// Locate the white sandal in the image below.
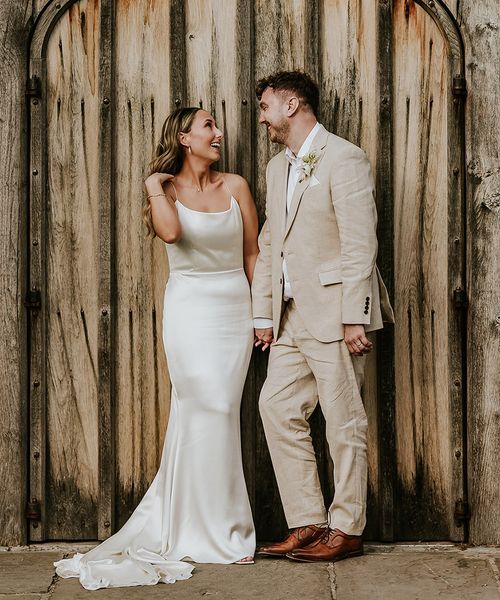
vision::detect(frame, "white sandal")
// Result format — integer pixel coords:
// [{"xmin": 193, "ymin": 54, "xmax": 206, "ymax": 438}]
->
[{"xmin": 234, "ymin": 555, "xmax": 254, "ymax": 565}]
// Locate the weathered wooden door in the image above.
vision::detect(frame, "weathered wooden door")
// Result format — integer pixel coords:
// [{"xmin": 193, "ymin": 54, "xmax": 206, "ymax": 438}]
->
[
  {"xmin": 27, "ymin": 0, "xmax": 467, "ymax": 542},
  {"xmin": 27, "ymin": 0, "xmax": 172, "ymax": 541},
  {"xmin": 391, "ymin": 0, "xmax": 467, "ymax": 540}
]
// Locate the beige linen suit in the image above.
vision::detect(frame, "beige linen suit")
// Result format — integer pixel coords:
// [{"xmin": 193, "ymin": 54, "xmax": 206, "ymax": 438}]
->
[{"xmin": 252, "ymin": 124, "xmax": 393, "ymax": 535}]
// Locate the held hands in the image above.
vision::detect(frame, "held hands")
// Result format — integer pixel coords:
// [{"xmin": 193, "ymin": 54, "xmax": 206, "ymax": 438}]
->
[
  {"xmin": 254, "ymin": 327, "xmax": 274, "ymax": 351},
  {"xmin": 344, "ymin": 324, "xmax": 372, "ymax": 356}
]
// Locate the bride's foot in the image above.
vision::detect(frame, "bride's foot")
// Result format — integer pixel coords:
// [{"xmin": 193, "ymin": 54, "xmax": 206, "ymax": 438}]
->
[{"xmin": 234, "ymin": 555, "xmax": 254, "ymax": 565}]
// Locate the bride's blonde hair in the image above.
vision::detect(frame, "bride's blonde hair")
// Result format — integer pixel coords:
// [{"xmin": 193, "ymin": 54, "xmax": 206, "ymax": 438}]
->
[{"xmin": 143, "ymin": 107, "xmax": 200, "ymax": 237}]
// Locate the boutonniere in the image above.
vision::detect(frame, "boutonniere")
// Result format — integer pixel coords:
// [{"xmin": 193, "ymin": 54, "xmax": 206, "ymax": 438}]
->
[{"xmin": 298, "ymin": 151, "xmax": 319, "ymax": 182}]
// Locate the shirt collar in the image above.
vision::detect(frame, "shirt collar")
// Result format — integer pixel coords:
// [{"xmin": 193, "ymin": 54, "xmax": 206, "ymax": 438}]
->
[{"xmin": 285, "ymin": 122, "xmax": 322, "ymax": 163}]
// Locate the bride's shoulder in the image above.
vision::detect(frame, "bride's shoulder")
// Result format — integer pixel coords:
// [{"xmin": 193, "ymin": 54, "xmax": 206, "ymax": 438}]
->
[{"xmin": 219, "ymin": 172, "xmax": 250, "ymax": 193}]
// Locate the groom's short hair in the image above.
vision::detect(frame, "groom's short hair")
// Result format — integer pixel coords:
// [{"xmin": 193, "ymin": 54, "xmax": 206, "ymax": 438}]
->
[{"xmin": 255, "ymin": 70, "xmax": 319, "ymax": 117}]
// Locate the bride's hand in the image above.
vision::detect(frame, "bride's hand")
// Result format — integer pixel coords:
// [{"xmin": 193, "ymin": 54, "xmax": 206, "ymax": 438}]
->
[{"xmin": 144, "ymin": 172, "xmax": 174, "ymax": 192}]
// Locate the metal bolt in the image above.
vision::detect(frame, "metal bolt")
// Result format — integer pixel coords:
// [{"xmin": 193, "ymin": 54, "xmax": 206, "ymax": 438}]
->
[
  {"xmin": 454, "ymin": 238, "xmax": 460, "ymax": 244},
  {"xmin": 453, "ymin": 167, "xmax": 459, "ymax": 175},
  {"xmin": 33, "ymin": 240, "xmax": 38, "ymax": 246},
  {"xmin": 175, "ymin": 98, "xmax": 181, "ymax": 106},
  {"xmin": 33, "ymin": 380, "xmax": 40, "ymax": 387},
  {"xmin": 32, "ymin": 99, "xmax": 39, "ymax": 105},
  {"xmin": 32, "ymin": 169, "xmax": 38, "ymax": 175},
  {"xmin": 429, "ymin": 0, "xmax": 435, "ymax": 6},
  {"xmin": 102, "ymin": 309, "xmax": 108, "ymax": 316},
  {"xmin": 381, "ymin": 96, "xmax": 389, "ymax": 105},
  {"xmin": 454, "ymin": 379, "xmax": 461, "ymax": 387},
  {"xmin": 455, "ymin": 449, "xmax": 461, "ymax": 458},
  {"xmin": 56, "ymin": 2, "xmax": 61, "ymax": 8},
  {"xmin": 34, "ymin": 451, "xmax": 40, "ymax": 459},
  {"xmin": 242, "ymin": 99, "xmax": 248, "ymax": 105},
  {"xmin": 103, "ymin": 97, "xmax": 110, "ymax": 105},
  {"xmin": 104, "ymin": 521, "xmax": 110, "ymax": 527}
]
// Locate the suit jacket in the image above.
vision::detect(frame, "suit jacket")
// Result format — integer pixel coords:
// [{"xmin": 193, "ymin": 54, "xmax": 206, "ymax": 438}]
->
[{"xmin": 252, "ymin": 124, "xmax": 394, "ymax": 343}]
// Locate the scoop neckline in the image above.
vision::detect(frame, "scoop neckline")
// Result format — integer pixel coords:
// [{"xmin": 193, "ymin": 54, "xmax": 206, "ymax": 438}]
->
[{"xmin": 175, "ymin": 196, "xmax": 235, "ymax": 215}]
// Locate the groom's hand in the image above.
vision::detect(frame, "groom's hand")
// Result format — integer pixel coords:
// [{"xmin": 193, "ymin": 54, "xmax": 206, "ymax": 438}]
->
[
  {"xmin": 344, "ymin": 324, "xmax": 372, "ymax": 356},
  {"xmin": 254, "ymin": 327, "xmax": 274, "ymax": 351}
]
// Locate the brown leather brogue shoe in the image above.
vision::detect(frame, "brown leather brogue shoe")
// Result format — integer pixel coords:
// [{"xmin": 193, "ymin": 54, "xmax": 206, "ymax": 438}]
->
[
  {"xmin": 257, "ymin": 525, "xmax": 325, "ymax": 557},
  {"xmin": 286, "ymin": 528, "xmax": 363, "ymax": 562}
]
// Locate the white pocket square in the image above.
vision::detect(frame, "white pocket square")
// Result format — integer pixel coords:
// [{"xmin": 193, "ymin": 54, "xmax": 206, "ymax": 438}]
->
[{"xmin": 309, "ymin": 175, "xmax": 320, "ymax": 188}]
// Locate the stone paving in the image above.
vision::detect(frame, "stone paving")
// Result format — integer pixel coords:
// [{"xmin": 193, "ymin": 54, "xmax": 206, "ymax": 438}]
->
[{"xmin": 0, "ymin": 543, "xmax": 499, "ymax": 599}]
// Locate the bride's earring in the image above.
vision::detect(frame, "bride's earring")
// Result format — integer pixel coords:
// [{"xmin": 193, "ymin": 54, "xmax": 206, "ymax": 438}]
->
[{"xmin": 188, "ymin": 146, "xmax": 192, "ymax": 154}]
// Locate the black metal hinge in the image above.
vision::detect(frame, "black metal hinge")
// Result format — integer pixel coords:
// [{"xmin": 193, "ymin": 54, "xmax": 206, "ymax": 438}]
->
[
  {"xmin": 26, "ymin": 76, "xmax": 41, "ymax": 98},
  {"xmin": 25, "ymin": 289, "xmax": 42, "ymax": 310},
  {"xmin": 452, "ymin": 75, "xmax": 467, "ymax": 97},
  {"xmin": 454, "ymin": 499, "xmax": 470, "ymax": 526},
  {"xmin": 453, "ymin": 287, "xmax": 468, "ymax": 310},
  {"xmin": 25, "ymin": 499, "xmax": 41, "ymax": 521}
]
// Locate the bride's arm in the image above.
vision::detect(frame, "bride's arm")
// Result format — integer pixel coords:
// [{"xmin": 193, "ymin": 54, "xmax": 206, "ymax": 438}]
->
[
  {"xmin": 144, "ymin": 173, "xmax": 182, "ymax": 244},
  {"xmin": 228, "ymin": 174, "xmax": 259, "ymax": 284}
]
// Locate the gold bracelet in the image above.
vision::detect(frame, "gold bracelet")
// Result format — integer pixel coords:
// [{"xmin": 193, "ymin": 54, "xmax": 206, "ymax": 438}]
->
[{"xmin": 147, "ymin": 193, "xmax": 167, "ymax": 199}]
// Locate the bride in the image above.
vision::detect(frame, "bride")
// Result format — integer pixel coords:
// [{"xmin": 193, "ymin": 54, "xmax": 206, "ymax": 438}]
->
[{"xmin": 55, "ymin": 107, "xmax": 260, "ymax": 590}]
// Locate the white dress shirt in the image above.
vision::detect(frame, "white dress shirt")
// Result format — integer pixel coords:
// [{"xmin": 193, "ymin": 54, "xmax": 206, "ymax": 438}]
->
[{"xmin": 254, "ymin": 122, "xmax": 321, "ymax": 330}]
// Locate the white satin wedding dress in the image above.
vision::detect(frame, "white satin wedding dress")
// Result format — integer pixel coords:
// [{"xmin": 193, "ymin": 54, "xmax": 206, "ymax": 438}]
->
[{"xmin": 55, "ymin": 186, "xmax": 256, "ymax": 590}]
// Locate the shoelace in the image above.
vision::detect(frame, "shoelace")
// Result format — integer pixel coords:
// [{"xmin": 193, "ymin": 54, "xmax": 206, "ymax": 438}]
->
[{"xmin": 319, "ymin": 528, "xmax": 337, "ymax": 546}]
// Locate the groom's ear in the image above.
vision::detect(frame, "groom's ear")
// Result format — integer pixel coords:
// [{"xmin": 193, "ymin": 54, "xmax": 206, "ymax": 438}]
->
[{"xmin": 286, "ymin": 96, "xmax": 300, "ymax": 117}]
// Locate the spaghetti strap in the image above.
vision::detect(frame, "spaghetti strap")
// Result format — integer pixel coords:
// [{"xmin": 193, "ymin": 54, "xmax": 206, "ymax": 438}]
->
[
  {"xmin": 221, "ymin": 177, "xmax": 233, "ymax": 200},
  {"xmin": 169, "ymin": 180, "xmax": 179, "ymax": 201}
]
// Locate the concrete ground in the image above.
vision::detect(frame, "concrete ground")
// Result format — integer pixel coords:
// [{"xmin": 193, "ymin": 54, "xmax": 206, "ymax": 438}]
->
[{"xmin": 1, "ymin": 543, "xmax": 499, "ymax": 600}]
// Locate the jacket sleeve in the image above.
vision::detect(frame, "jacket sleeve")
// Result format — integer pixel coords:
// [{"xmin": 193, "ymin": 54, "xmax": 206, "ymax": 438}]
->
[
  {"xmin": 330, "ymin": 147, "xmax": 378, "ymax": 325},
  {"xmin": 251, "ymin": 166, "xmax": 273, "ymax": 321}
]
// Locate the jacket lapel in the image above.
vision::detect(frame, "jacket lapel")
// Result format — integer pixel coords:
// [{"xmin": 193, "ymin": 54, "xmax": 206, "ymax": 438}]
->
[
  {"xmin": 284, "ymin": 125, "xmax": 329, "ymax": 239},
  {"xmin": 275, "ymin": 152, "xmax": 289, "ymax": 240}
]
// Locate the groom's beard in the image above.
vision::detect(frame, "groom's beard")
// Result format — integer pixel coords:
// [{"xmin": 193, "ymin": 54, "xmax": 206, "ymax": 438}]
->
[{"xmin": 266, "ymin": 118, "xmax": 290, "ymax": 146}]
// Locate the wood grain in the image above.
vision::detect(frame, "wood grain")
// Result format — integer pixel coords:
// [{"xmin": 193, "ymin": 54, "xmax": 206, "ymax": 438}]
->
[
  {"xmin": 393, "ymin": 0, "xmax": 454, "ymax": 539},
  {"xmin": 460, "ymin": 0, "xmax": 500, "ymax": 545},
  {"xmin": 2, "ymin": 0, "xmax": 497, "ymax": 546},
  {"xmin": 320, "ymin": 0, "xmax": 382, "ymax": 540},
  {"xmin": 0, "ymin": 0, "xmax": 32, "ymax": 547},
  {"xmin": 114, "ymin": 0, "xmax": 171, "ymax": 529},
  {"xmin": 44, "ymin": 0, "xmax": 101, "ymax": 539},
  {"xmin": 253, "ymin": 0, "xmax": 315, "ymax": 540}
]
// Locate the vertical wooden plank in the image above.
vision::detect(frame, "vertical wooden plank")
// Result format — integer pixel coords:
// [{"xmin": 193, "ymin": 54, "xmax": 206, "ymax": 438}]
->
[
  {"xmin": 114, "ymin": 0, "xmax": 171, "ymax": 528},
  {"xmin": 28, "ymin": 55, "xmax": 47, "ymax": 542},
  {"xmin": 0, "ymin": 0, "xmax": 32, "ymax": 546},
  {"xmin": 184, "ymin": 0, "xmax": 253, "ymax": 175},
  {"xmin": 28, "ymin": 0, "xmax": 80, "ymax": 545},
  {"xmin": 376, "ymin": 0, "xmax": 396, "ymax": 543},
  {"xmin": 320, "ymin": 0, "xmax": 381, "ymax": 540},
  {"xmin": 97, "ymin": 0, "xmax": 115, "ymax": 540},
  {"xmin": 460, "ymin": 0, "xmax": 500, "ymax": 545},
  {"xmin": 234, "ymin": 0, "xmax": 255, "ymax": 509},
  {"xmin": 254, "ymin": 0, "xmax": 313, "ymax": 209},
  {"xmin": 393, "ymin": 1, "xmax": 454, "ymax": 540},
  {"xmin": 170, "ymin": 0, "xmax": 186, "ymax": 108},
  {"xmin": 437, "ymin": 0, "xmax": 468, "ymax": 543},
  {"xmin": 43, "ymin": 0, "xmax": 101, "ymax": 540},
  {"xmin": 182, "ymin": 0, "xmax": 261, "ymax": 523},
  {"xmin": 253, "ymin": 0, "xmax": 320, "ymax": 540}
]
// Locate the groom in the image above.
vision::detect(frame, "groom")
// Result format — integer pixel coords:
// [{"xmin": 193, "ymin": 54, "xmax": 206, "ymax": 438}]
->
[{"xmin": 252, "ymin": 71, "xmax": 393, "ymax": 562}]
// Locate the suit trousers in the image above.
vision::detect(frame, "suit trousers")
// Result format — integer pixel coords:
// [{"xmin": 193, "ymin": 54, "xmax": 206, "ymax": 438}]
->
[{"xmin": 259, "ymin": 300, "xmax": 368, "ymax": 536}]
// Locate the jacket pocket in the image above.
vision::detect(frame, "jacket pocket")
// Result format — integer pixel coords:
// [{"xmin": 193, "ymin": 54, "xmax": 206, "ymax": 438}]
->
[{"xmin": 318, "ymin": 269, "xmax": 342, "ymax": 286}]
